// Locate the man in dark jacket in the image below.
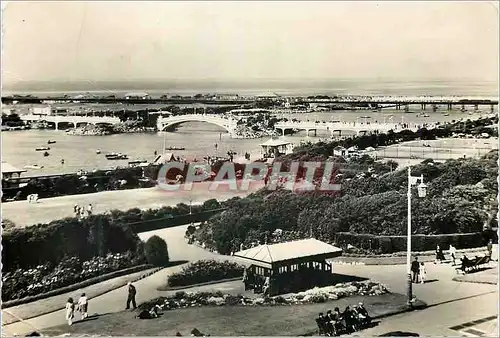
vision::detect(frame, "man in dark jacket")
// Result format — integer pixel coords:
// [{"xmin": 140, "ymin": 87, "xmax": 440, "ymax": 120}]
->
[
  {"xmin": 411, "ymin": 257, "xmax": 420, "ymax": 283},
  {"xmin": 126, "ymin": 282, "xmax": 137, "ymax": 310}
]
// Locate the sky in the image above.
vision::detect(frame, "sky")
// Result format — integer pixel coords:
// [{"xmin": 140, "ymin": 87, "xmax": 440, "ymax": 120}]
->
[{"xmin": 2, "ymin": 1, "xmax": 499, "ymax": 87}]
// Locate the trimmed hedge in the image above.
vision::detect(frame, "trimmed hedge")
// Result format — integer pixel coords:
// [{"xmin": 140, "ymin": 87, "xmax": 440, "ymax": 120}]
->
[
  {"xmin": 167, "ymin": 260, "xmax": 244, "ymax": 287},
  {"xmin": 145, "ymin": 236, "xmax": 170, "ymax": 266},
  {"xmin": 129, "ymin": 208, "xmax": 226, "ymax": 233},
  {"xmin": 2, "ymin": 214, "xmax": 145, "ymax": 272},
  {"xmin": 334, "ymin": 232, "xmax": 485, "ymax": 254}
]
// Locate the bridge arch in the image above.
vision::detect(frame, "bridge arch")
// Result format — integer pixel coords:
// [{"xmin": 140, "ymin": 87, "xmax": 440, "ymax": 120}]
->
[{"xmin": 157, "ymin": 115, "xmax": 236, "ymax": 134}]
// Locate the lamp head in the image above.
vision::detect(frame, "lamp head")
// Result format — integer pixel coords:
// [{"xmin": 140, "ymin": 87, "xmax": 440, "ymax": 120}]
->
[{"xmin": 417, "ymin": 182, "xmax": 427, "ymax": 198}]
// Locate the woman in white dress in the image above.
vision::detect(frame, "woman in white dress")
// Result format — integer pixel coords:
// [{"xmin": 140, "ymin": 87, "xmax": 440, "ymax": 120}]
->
[
  {"xmin": 78, "ymin": 293, "xmax": 88, "ymax": 319},
  {"xmin": 65, "ymin": 298, "xmax": 75, "ymax": 325},
  {"xmin": 420, "ymin": 262, "xmax": 427, "ymax": 284}
]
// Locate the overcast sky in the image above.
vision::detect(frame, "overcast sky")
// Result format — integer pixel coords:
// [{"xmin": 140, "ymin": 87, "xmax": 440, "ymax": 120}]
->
[{"xmin": 2, "ymin": 1, "xmax": 499, "ymax": 85}]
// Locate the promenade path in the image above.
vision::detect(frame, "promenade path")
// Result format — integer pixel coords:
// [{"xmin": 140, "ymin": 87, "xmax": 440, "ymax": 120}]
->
[
  {"xmin": 2, "ymin": 181, "xmax": 265, "ymax": 228},
  {"xmin": 3, "ymin": 223, "xmax": 497, "ymax": 335}
]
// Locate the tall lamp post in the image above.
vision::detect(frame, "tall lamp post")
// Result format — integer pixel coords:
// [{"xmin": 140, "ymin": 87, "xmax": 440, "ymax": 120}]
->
[
  {"xmin": 188, "ymin": 199, "xmax": 193, "ymax": 226},
  {"xmin": 407, "ymin": 166, "xmax": 427, "ymax": 306}
]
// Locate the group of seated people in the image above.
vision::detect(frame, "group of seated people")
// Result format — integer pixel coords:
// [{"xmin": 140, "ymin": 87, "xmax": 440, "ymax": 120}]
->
[
  {"xmin": 316, "ymin": 303, "xmax": 371, "ymax": 336},
  {"xmin": 137, "ymin": 304, "xmax": 162, "ymax": 319},
  {"xmin": 458, "ymin": 254, "xmax": 491, "ymax": 273}
]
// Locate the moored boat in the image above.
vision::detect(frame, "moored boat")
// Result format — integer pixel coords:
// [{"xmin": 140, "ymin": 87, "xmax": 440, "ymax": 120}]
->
[
  {"xmin": 106, "ymin": 152, "xmax": 128, "ymax": 160},
  {"xmin": 47, "ymin": 140, "xmax": 56, "ymax": 144},
  {"xmin": 128, "ymin": 160, "xmax": 150, "ymax": 167},
  {"xmin": 43, "ymin": 151, "xmax": 50, "ymax": 157},
  {"xmin": 35, "ymin": 147, "xmax": 50, "ymax": 151},
  {"xmin": 24, "ymin": 164, "xmax": 44, "ymax": 169},
  {"xmin": 165, "ymin": 146, "xmax": 186, "ymax": 151}
]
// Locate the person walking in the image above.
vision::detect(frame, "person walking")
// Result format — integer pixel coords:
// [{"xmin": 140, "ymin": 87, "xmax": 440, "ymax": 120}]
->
[
  {"xmin": 78, "ymin": 293, "xmax": 88, "ymax": 319},
  {"xmin": 411, "ymin": 257, "xmax": 420, "ymax": 283},
  {"xmin": 419, "ymin": 262, "xmax": 427, "ymax": 284},
  {"xmin": 449, "ymin": 244, "xmax": 457, "ymax": 265},
  {"xmin": 73, "ymin": 204, "xmax": 79, "ymax": 217},
  {"xmin": 126, "ymin": 282, "xmax": 137, "ymax": 310},
  {"xmin": 435, "ymin": 245, "xmax": 445, "ymax": 264},
  {"xmin": 87, "ymin": 203, "xmax": 93, "ymax": 216},
  {"xmin": 487, "ymin": 240, "xmax": 493, "ymax": 257},
  {"xmin": 65, "ymin": 298, "xmax": 75, "ymax": 326}
]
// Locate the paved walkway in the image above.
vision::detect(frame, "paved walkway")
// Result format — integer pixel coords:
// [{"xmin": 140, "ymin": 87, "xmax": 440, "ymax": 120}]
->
[
  {"xmin": 2, "ymin": 181, "xmax": 265, "ymax": 228},
  {"xmin": 1, "ymin": 268, "xmax": 158, "ymax": 325},
  {"xmin": 3, "ymin": 222, "xmax": 498, "ymax": 336}
]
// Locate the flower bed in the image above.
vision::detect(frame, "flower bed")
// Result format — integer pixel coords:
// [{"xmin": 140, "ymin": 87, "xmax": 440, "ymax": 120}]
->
[
  {"xmin": 2, "ymin": 252, "xmax": 138, "ymax": 301},
  {"xmin": 167, "ymin": 260, "xmax": 245, "ymax": 287},
  {"xmin": 140, "ymin": 281, "xmax": 390, "ymax": 311}
]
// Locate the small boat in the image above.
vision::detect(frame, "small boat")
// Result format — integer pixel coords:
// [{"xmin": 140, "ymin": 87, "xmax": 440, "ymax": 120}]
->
[
  {"xmin": 128, "ymin": 160, "xmax": 150, "ymax": 167},
  {"xmin": 165, "ymin": 146, "xmax": 185, "ymax": 151},
  {"xmin": 422, "ymin": 114, "xmax": 430, "ymax": 117},
  {"xmin": 96, "ymin": 149, "xmax": 101, "ymax": 154},
  {"xmin": 47, "ymin": 140, "xmax": 56, "ymax": 144},
  {"xmin": 24, "ymin": 164, "xmax": 44, "ymax": 170},
  {"xmin": 106, "ymin": 152, "xmax": 128, "ymax": 160},
  {"xmin": 43, "ymin": 151, "xmax": 50, "ymax": 157},
  {"xmin": 35, "ymin": 147, "xmax": 50, "ymax": 151},
  {"xmin": 443, "ymin": 113, "xmax": 450, "ymax": 116}
]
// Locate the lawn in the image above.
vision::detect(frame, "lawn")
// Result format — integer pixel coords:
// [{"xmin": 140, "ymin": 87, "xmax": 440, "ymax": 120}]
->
[{"xmin": 42, "ymin": 293, "xmax": 412, "ymax": 336}]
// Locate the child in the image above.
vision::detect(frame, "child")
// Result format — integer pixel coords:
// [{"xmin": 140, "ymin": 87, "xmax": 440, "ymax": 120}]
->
[
  {"xmin": 65, "ymin": 298, "xmax": 75, "ymax": 325},
  {"xmin": 420, "ymin": 262, "xmax": 427, "ymax": 284},
  {"xmin": 78, "ymin": 293, "xmax": 88, "ymax": 319}
]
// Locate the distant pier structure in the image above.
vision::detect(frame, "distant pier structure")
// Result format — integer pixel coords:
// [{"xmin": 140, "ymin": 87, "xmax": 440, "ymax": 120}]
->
[{"xmin": 2, "ymin": 95, "xmax": 498, "ymax": 113}]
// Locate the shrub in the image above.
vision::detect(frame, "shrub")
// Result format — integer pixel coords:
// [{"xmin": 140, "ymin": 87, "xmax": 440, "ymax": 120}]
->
[
  {"xmin": 2, "ymin": 215, "xmax": 145, "ymax": 272},
  {"xmin": 167, "ymin": 260, "xmax": 244, "ymax": 287},
  {"xmin": 144, "ymin": 236, "xmax": 170, "ymax": 266}
]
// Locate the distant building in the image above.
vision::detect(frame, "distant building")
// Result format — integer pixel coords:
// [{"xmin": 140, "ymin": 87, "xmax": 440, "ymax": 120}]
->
[
  {"xmin": 125, "ymin": 92, "xmax": 149, "ymax": 100},
  {"xmin": 333, "ymin": 146, "xmax": 360, "ymax": 159},
  {"xmin": 260, "ymin": 138, "xmax": 294, "ymax": 157},
  {"xmin": 217, "ymin": 94, "xmax": 239, "ymax": 100},
  {"xmin": 333, "ymin": 146, "xmax": 347, "ymax": 157},
  {"xmin": 31, "ymin": 107, "xmax": 52, "ymax": 115}
]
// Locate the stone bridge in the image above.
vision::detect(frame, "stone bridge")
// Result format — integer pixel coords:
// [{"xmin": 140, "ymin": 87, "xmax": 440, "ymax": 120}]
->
[
  {"xmin": 274, "ymin": 121, "xmax": 425, "ymax": 136},
  {"xmin": 20, "ymin": 114, "xmax": 121, "ymax": 130},
  {"xmin": 156, "ymin": 114, "xmax": 238, "ymax": 136}
]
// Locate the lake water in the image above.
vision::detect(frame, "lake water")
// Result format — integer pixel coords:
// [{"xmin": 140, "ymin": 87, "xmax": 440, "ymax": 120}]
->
[{"xmin": 2, "ymin": 108, "xmax": 493, "ymax": 176}]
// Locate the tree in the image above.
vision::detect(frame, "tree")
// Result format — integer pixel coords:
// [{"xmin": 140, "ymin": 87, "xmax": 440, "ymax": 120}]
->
[{"xmin": 144, "ymin": 236, "xmax": 170, "ymax": 266}]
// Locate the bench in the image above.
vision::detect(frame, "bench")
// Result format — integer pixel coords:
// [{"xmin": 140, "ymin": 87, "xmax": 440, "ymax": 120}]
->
[{"xmin": 456, "ymin": 255, "xmax": 491, "ymax": 274}]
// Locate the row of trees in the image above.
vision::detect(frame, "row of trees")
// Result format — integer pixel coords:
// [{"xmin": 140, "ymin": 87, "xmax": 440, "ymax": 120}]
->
[{"xmin": 2, "ymin": 113, "xmax": 25, "ymax": 127}]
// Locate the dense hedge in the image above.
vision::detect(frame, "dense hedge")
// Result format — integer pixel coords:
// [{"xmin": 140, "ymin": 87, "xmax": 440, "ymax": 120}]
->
[
  {"xmin": 2, "ymin": 214, "xmax": 145, "ymax": 272},
  {"xmin": 334, "ymin": 232, "xmax": 485, "ymax": 254},
  {"xmin": 167, "ymin": 260, "xmax": 244, "ymax": 287},
  {"xmin": 2, "ymin": 199, "xmax": 226, "ymax": 272}
]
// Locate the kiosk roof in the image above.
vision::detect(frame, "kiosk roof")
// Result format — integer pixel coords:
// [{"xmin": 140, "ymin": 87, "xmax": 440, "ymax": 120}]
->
[{"xmin": 234, "ymin": 238, "xmax": 342, "ymax": 268}]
